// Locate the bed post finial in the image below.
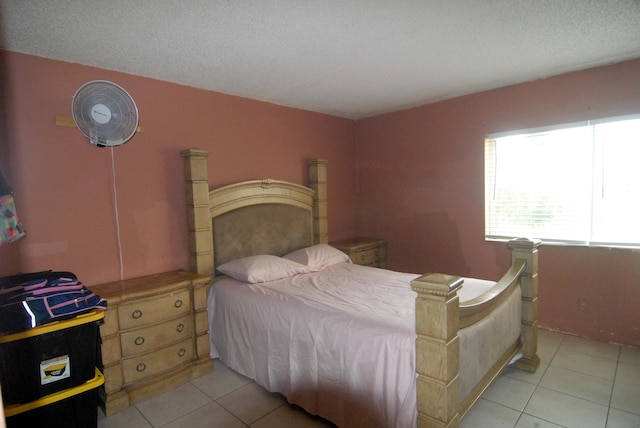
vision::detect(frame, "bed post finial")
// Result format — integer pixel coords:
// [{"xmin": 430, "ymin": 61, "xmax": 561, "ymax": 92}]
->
[
  {"xmin": 508, "ymin": 237, "xmax": 542, "ymax": 373},
  {"xmin": 181, "ymin": 149, "xmax": 214, "ymax": 276},
  {"xmin": 308, "ymin": 158, "xmax": 328, "ymax": 244}
]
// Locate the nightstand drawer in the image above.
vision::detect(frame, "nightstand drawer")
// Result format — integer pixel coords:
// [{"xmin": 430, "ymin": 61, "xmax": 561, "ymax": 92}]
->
[
  {"xmin": 330, "ymin": 237, "xmax": 387, "ymax": 268},
  {"xmin": 120, "ymin": 314, "xmax": 193, "ymax": 357},
  {"xmin": 353, "ymin": 248, "xmax": 379, "ymax": 266},
  {"xmin": 122, "ymin": 338, "xmax": 193, "ymax": 384},
  {"xmin": 118, "ymin": 289, "xmax": 191, "ymax": 330}
]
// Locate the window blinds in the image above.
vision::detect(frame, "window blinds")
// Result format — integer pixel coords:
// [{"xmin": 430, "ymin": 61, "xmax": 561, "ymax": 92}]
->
[{"xmin": 485, "ymin": 115, "xmax": 640, "ymax": 248}]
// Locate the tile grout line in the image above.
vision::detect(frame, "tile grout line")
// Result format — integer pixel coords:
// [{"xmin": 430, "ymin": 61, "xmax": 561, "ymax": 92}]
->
[
  {"xmin": 132, "ymin": 403, "xmax": 159, "ymax": 428},
  {"xmin": 604, "ymin": 347, "xmax": 622, "ymax": 426},
  {"xmin": 512, "ymin": 333, "xmax": 566, "ymax": 428},
  {"xmin": 248, "ymin": 401, "xmax": 289, "ymax": 427}
]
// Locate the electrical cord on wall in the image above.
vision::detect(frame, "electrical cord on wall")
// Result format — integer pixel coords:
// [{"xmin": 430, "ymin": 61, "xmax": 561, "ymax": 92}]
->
[{"xmin": 111, "ymin": 146, "xmax": 124, "ymax": 281}]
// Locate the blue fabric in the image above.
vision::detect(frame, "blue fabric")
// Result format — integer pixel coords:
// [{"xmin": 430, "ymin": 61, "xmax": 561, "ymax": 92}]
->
[{"xmin": 0, "ymin": 273, "xmax": 106, "ymax": 333}]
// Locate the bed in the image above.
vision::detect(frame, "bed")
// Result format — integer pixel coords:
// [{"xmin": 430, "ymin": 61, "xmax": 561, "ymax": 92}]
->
[{"xmin": 181, "ymin": 148, "xmax": 541, "ymax": 428}]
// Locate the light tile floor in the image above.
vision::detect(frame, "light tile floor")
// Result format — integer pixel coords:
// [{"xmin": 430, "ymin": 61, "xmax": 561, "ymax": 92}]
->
[{"xmin": 98, "ymin": 329, "xmax": 640, "ymax": 428}]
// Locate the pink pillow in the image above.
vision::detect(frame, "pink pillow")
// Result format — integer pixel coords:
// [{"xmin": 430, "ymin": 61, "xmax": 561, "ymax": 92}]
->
[
  {"xmin": 283, "ymin": 244, "xmax": 351, "ymax": 271},
  {"xmin": 217, "ymin": 255, "xmax": 312, "ymax": 283}
]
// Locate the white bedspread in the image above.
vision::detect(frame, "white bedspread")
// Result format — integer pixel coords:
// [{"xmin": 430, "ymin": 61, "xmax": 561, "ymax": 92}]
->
[{"xmin": 208, "ymin": 263, "xmax": 498, "ymax": 428}]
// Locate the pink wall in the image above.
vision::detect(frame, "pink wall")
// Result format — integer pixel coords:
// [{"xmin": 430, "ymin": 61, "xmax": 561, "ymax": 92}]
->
[
  {"xmin": 0, "ymin": 52, "xmax": 357, "ymax": 285},
  {"xmin": 355, "ymin": 59, "xmax": 640, "ymax": 346},
  {"xmin": 1, "ymin": 51, "xmax": 639, "ymax": 346}
]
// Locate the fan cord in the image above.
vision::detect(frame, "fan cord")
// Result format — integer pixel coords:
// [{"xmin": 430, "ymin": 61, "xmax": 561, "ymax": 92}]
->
[{"xmin": 111, "ymin": 147, "xmax": 125, "ymax": 281}]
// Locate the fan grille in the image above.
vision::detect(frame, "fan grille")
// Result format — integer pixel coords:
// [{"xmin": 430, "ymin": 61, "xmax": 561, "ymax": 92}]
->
[{"xmin": 72, "ymin": 80, "xmax": 139, "ymax": 147}]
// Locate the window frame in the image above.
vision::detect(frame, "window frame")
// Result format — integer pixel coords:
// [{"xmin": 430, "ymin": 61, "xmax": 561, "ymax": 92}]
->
[{"xmin": 484, "ymin": 113, "xmax": 640, "ymax": 250}]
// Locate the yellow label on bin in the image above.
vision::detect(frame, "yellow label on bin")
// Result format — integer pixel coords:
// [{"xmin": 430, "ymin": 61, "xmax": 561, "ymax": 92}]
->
[{"xmin": 40, "ymin": 355, "xmax": 70, "ymax": 384}]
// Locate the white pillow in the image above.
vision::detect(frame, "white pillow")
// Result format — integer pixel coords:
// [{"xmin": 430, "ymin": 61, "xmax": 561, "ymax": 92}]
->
[
  {"xmin": 217, "ymin": 255, "xmax": 312, "ymax": 283},
  {"xmin": 283, "ymin": 244, "xmax": 351, "ymax": 271}
]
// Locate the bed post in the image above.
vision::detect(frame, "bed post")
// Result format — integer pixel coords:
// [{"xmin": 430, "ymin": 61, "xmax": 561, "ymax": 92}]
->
[
  {"xmin": 411, "ymin": 273, "xmax": 464, "ymax": 428},
  {"xmin": 181, "ymin": 148, "xmax": 215, "ymax": 276},
  {"xmin": 509, "ymin": 238, "xmax": 542, "ymax": 372},
  {"xmin": 308, "ymin": 158, "xmax": 328, "ymax": 244}
]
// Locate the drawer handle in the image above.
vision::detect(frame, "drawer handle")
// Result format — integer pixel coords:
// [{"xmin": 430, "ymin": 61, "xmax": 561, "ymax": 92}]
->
[
  {"xmin": 176, "ymin": 323, "xmax": 185, "ymax": 333},
  {"xmin": 360, "ymin": 254, "xmax": 365, "ymax": 261},
  {"xmin": 174, "ymin": 299, "xmax": 183, "ymax": 308},
  {"xmin": 134, "ymin": 336, "xmax": 145, "ymax": 346},
  {"xmin": 136, "ymin": 363, "xmax": 146, "ymax": 372},
  {"xmin": 132, "ymin": 309, "xmax": 143, "ymax": 319},
  {"xmin": 178, "ymin": 348, "xmax": 186, "ymax": 357}
]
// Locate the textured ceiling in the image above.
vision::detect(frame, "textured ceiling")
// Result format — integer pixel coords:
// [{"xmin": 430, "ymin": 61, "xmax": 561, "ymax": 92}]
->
[{"xmin": 2, "ymin": 0, "xmax": 640, "ymax": 119}]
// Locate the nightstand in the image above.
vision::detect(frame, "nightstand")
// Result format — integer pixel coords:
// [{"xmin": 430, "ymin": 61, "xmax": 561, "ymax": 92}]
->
[
  {"xmin": 330, "ymin": 237, "xmax": 387, "ymax": 268},
  {"xmin": 92, "ymin": 270, "xmax": 213, "ymax": 416}
]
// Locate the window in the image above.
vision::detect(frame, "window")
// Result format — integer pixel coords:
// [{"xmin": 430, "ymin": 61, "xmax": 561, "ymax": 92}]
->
[{"xmin": 485, "ymin": 115, "xmax": 640, "ymax": 248}]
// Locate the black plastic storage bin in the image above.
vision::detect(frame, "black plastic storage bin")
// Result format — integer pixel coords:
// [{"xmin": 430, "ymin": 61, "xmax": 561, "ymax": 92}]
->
[
  {"xmin": 4, "ymin": 367, "xmax": 104, "ymax": 428},
  {"xmin": 0, "ymin": 311, "xmax": 103, "ymax": 404}
]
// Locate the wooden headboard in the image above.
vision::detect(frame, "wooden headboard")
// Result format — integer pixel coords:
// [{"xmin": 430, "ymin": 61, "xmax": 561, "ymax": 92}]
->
[{"xmin": 181, "ymin": 149, "xmax": 328, "ymax": 277}]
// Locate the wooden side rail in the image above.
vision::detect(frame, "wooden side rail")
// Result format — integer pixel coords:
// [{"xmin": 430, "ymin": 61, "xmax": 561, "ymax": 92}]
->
[
  {"xmin": 459, "ymin": 260, "xmax": 526, "ymax": 328},
  {"xmin": 411, "ymin": 238, "xmax": 541, "ymax": 428}
]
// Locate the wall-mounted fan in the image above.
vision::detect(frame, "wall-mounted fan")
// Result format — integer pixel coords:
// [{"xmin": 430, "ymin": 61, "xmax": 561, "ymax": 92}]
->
[{"xmin": 72, "ymin": 80, "xmax": 139, "ymax": 147}]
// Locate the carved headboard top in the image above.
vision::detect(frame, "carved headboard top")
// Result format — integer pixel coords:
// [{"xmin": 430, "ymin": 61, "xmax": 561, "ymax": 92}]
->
[{"xmin": 181, "ymin": 149, "xmax": 327, "ymax": 277}]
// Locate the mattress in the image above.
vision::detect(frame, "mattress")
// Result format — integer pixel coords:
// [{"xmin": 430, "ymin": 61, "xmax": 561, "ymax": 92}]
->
[{"xmin": 207, "ymin": 262, "xmax": 519, "ymax": 428}]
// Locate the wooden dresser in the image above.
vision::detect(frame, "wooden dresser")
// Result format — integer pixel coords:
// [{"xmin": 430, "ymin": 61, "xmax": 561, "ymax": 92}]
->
[
  {"xmin": 330, "ymin": 237, "xmax": 387, "ymax": 268},
  {"xmin": 92, "ymin": 270, "xmax": 213, "ymax": 416}
]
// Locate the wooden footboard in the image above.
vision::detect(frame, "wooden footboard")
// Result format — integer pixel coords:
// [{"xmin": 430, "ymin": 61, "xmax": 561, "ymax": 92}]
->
[{"xmin": 411, "ymin": 238, "xmax": 541, "ymax": 428}]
